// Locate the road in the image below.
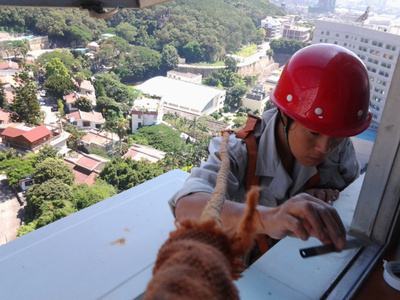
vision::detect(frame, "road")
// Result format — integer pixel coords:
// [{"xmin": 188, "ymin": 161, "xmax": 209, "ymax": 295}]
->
[{"xmin": 0, "ymin": 175, "xmax": 24, "ymax": 246}]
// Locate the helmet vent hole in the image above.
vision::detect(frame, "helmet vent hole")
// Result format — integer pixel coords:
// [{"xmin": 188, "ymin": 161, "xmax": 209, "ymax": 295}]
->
[
  {"xmin": 286, "ymin": 94, "xmax": 293, "ymax": 102},
  {"xmin": 358, "ymin": 110, "xmax": 363, "ymax": 117}
]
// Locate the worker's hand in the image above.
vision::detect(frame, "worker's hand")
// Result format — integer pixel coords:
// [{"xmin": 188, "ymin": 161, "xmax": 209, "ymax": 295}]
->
[
  {"xmin": 259, "ymin": 193, "xmax": 346, "ymax": 250},
  {"xmin": 305, "ymin": 188, "xmax": 339, "ymax": 205}
]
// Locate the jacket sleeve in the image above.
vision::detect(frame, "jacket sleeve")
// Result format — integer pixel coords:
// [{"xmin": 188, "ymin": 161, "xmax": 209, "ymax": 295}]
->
[{"xmin": 168, "ymin": 134, "xmax": 248, "ymax": 216}]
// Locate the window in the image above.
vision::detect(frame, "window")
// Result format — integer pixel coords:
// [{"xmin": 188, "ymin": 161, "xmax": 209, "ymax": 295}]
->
[{"xmin": 83, "ymin": 121, "xmax": 90, "ymax": 127}]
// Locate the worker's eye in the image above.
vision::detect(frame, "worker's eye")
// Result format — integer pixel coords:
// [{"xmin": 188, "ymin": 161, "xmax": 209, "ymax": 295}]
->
[{"xmin": 309, "ymin": 131, "xmax": 320, "ymax": 136}]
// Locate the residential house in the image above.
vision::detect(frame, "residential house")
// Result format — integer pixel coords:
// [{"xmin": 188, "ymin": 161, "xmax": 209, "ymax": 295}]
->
[
  {"xmin": 123, "ymin": 144, "xmax": 166, "ymax": 163},
  {"xmin": 81, "ymin": 129, "xmax": 119, "ymax": 158},
  {"xmin": 64, "ymin": 152, "xmax": 109, "ymax": 186},
  {"xmin": 138, "ymin": 76, "xmax": 226, "ymax": 117},
  {"xmin": 64, "ymin": 80, "xmax": 96, "ymax": 113},
  {"xmin": 0, "ymin": 124, "xmax": 53, "ymax": 152},
  {"xmin": 0, "ymin": 61, "xmax": 19, "ymax": 71},
  {"xmin": 66, "ymin": 110, "xmax": 105, "ymax": 131},
  {"xmin": 87, "ymin": 41, "xmax": 100, "ymax": 52},
  {"xmin": 131, "ymin": 97, "xmax": 163, "ymax": 134}
]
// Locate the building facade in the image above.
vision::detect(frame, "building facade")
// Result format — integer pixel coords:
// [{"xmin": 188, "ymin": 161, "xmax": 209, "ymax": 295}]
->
[{"xmin": 313, "ymin": 18, "xmax": 400, "ymax": 130}]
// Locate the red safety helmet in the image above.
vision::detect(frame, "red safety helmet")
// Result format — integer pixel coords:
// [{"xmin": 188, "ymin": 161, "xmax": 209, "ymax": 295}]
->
[{"xmin": 270, "ymin": 44, "xmax": 372, "ymax": 137}]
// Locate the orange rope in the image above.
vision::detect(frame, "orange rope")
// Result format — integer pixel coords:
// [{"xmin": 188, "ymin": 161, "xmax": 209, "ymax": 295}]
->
[{"xmin": 200, "ymin": 131, "xmax": 231, "ymax": 226}]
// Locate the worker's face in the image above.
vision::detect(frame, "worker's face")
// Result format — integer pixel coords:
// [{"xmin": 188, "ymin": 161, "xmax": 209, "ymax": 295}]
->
[{"xmin": 288, "ymin": 121, "xmax": 344, "ymax": 167}]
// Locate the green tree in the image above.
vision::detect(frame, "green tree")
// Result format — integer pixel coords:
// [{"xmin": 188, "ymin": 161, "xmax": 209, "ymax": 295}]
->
[
  {"xmin": 9, "ymin": 40, "xmax": 30, "ymax": 61},
  {"xmin": 44, "ymin": 74, "xmax": 75, "ymax": 98},
  {"xmin": 225, "ymin": 57, "xmax": 238, "ymax": 72},
  {"xmin": 25, "ymin": 178, "xmax": 72, "ymax": 221},
  {"xmin": 71, "ymin": 180, "xmax": 116, "ymax": 210},
  {"xmin": 32, "ymin": 158, "xmax": 75, "ymax": 185},
  {"xmin": 182, "ymin": 41, "xmax": 204, "ymax": 62},
  {"xmin": 9, "ymin": 72, "xmax": 43, "ymax": 125},
  {"xmin": 75, "ymin": 96, "xmax": 93, "ymax": 112},
  {"xmin": 115, "ymin": 22, "xmax": 137, "ymax": 43},
  {"xmin": 0, "ymin": 157, "xmax": 35, "ymax": 186},
  {"xmin": 36, "ymin": 144, "xmax": 61, "ymax": 164},
  {"xmin": 67, "ymin": 26, "xmax": 93, "ymax": 47},
  {"xmin": 0, "ymin": 82, "xmax": 6, "ymax": 109},
  {"xmin": 161, "ymin": 44, "xmax": 179, "ymax": 72},
  {"xmin": 99, "ymin": 157, "xmax": 164, "ymax": 192},
  {"xmin": 130, "ymin": 124, "xmax": 185, "ymax": 153},
  {"xmin": 45, "ymin": 57, "xmax": 70, "ymax": 78},
  {"xmin": 35, "ymin": 200, "xmax": 77, "ymax": 229},
  {"xmin": 74, "ymin": 72, "xmax": 86, "ymax": 89},
  {"xmin": 36, "ymin": 49, "xmax": 76, "ymax": 70}
]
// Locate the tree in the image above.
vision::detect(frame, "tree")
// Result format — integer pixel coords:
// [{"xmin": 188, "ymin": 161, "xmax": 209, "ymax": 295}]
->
[
  {"xmin": 66, "ymin": 26, "xmax": 93, "ymax": 47},
  {"xmin": 36, "ymin": 144, "xmax": 61, "ymax": 164},
  {"xmin": 0, "ymin": 157, "xmax": 35, "ymax": 186},
  {"xmin": 71, "ymin": 180, "xmax": 116, "ymax": 210},
  {"xmin": 225, "ymin": 57, "xmax": 238, "ymax": 73},
  {"xmin": 0, "ymin": 82, "xmax": 6, "ymax": 109},
  {"xmin": 74, "ymin": 72, "xmax": 86, "ymax": 89},
  {"xmin": 115, "ymin": 22, "xmax": 137, "ymax": 43},
  {"xmin": 161, "ymin": 44, "xmax": 179, "ymax": 72},
  {"xmin": 75, "ymin": 96, "xmax": 93, "ymax": 112},
  {"xmin": 9, "ymin": 40, "xmax": 30, "ymax": 61},
  {"xmin": 25, "ymin": 178, "xmax": 72, "ymax": 221},
  {"xmin": 99, "ymin": 157, "xmax": 164, "ymax": 192},
  {"xmin": 45, "ymin": 57, "xmax": 70, "ymax": 78},
  {"xmin": 131, "ymin": 124, "xmax": 186, "ymax": 153},
  {"xmin": 44, "ymin": 74, "xmax": 75, "ymax": 98},
  {"xmin": 35, "ymin": 200, "xmax": 76, "ymax": 228},
  {"xmin": 9, "ymin": 71, "xmax": 43, "ymax": 125},
  {"xmin": 32, "ymin": 158, "xmax": 75, "ymax": 185},
  {"xmin": 182, "ymin": 41, "xmax": 204, "ymax": 62}
]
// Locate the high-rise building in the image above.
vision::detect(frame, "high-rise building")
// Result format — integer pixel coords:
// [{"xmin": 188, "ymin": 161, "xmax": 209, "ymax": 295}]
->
[{"xmin": 313, "ymin": 18, "xmax": 400, "ymax": 130}]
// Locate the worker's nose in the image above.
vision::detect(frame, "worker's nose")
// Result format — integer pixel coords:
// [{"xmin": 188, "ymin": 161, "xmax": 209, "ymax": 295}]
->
[{"xmin": 314, "ymin": 136, "xmax": 331, "ymax": 154}]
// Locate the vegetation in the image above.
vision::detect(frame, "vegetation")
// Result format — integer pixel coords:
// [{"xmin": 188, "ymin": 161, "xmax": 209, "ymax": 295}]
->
[
  {"xmin": 9, "ymin": 70, "xmax": 43, "ymax": 124},
  {"xmin": 269, "ymin": 38, "xmax": 311, "ymax": 55}
]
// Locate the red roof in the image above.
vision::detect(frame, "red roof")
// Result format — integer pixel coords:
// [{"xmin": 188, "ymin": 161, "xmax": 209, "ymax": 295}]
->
[
  {"xmin": 75, "ymin": 156, "xmax": 100, "ymax": 171},
  {"xmin": 1, "ymin": 125, "xmax": 52, "ymax": 143},
  {"xmin": 64, "ymin": 160, "xmax": 97, "ymax": 186}
]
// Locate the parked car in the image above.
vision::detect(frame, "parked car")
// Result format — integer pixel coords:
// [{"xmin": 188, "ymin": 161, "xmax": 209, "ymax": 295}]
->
[
  {"xmin": 51, "ymin": 104, "xmax": 59, "ymax": 111},
  {"xmin": 39, "ymin": 98, "xmax": 45, "ymax": 105},
  {"xmin": 40, "ymin": 90, "xmax": 46, "ymax": 97}
]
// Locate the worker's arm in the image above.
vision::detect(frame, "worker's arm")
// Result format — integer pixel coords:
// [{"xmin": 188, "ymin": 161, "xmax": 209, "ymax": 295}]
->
[{"xmin": 175, "ymin": 192, "xmax": 346, "ymax": 250}]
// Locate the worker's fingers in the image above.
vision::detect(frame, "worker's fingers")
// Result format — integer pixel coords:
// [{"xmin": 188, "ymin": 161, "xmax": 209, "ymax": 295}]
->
[
  {"xmin": 261, "ymin": 193, "xmax": 346, "ymax": 250},
  {"xmin": 305, "ymin": 189, "xmax": 339, "ymax": 205}
]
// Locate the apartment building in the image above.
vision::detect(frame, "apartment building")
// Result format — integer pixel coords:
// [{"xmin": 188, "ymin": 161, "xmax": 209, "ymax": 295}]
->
[{"xmin": 313, "ymin": 18, "xmax": 400, "ymax": 130}]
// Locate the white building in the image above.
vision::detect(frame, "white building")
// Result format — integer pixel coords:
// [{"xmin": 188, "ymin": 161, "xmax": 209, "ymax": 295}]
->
[
  {"xmin": 137, "ymin": 76, "xmax": 226, "ymax": 117},
  {"xmin": 242, "ymin": 84, "xmax": 269, "ymax": 114},
  {"xmin": 313, "ymin": 18, "xmax": 400, "ymax": 130},
  {"xmin": 166, "ymin": 70, "xmax": 202, "ymax": 84},
  {"xmin": 261, "ymin": 16, "xmax": 282, "ymax": 41},
  {"xmin": 131, "ymin": 97, "xmax": 163, "ymax": 134}
]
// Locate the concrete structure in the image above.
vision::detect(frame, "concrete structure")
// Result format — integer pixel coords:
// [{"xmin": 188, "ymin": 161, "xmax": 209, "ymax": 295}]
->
[
  {"xmin": 313, "ymin": 18, "xmax": 400, "ymax": 130},
  {"xmin": 242, "ymin": 84, "xmax": 269, "ymax": 114},
  {"xmin": 138, "ymin": 77, "xmax": 226, "ymax": 117},
  {"xmin": 131, "ymin": 97, "xmax": 163, "ymax": 134},
  {"xmin": 166, "ymin": 70, "xmax": 202, "ymax": 84},
  {"xmin": 123, "ymin": 144, "xmax": 166, "ymax": 163},
  {"xmin": 282, "ymin": 24, "xmax": 311, "ymax": 42},
  {"xmin": 261, "ymin": 16, "xmax": 282, "ymax": 41}
]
